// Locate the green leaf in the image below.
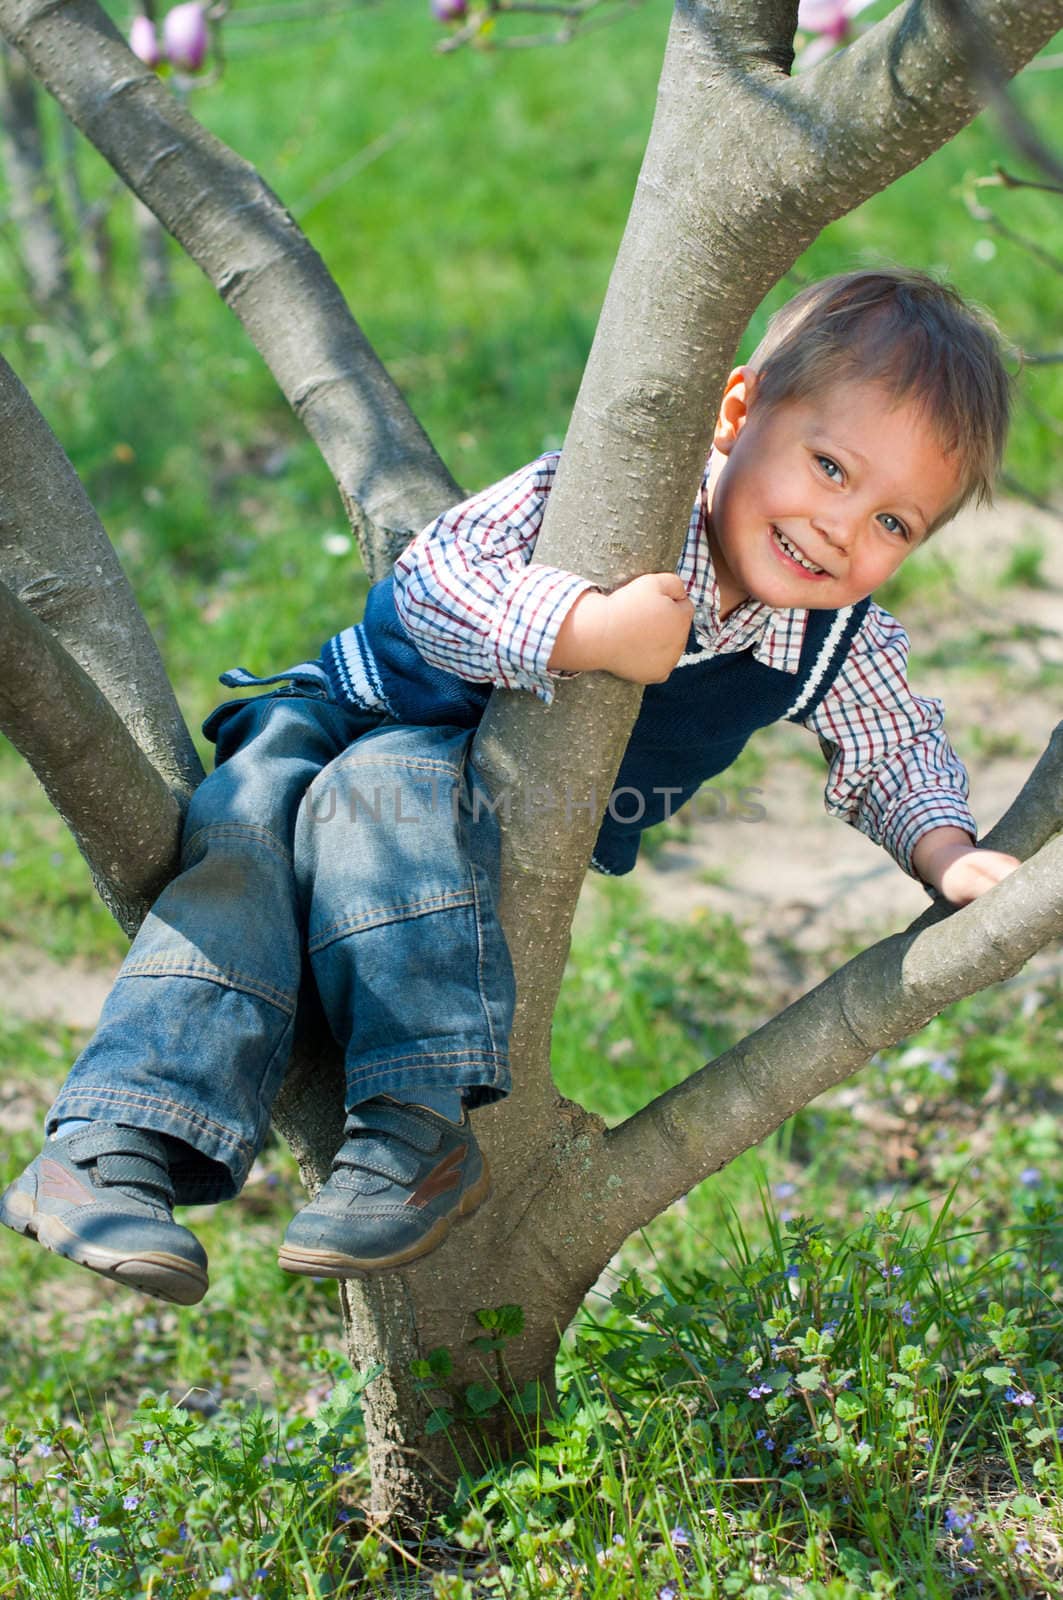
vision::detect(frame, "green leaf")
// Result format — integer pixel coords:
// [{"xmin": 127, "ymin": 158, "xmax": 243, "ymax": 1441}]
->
[
  {"xmin": 982, "ymin": 1367, "xmax": 1015, "ymax": 1386},
  {"xmin": 465, "ymin": 1382, "xmax": 502, "ymax": 1416}
]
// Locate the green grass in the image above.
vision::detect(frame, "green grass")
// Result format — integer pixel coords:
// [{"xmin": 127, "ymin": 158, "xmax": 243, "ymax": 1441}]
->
[
  {"xmin": 1, "ymin": 4, "xmax": 1062, "ymax": 1594},
  {"xmin": 1, "ymin": 890, "xmax": 1060, "ymax": 1596}
]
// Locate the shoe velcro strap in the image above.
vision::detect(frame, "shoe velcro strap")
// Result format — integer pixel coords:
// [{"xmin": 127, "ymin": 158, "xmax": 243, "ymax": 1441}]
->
[
  {"xmin": 94, "ymin": 1151, "xmax": 176, "ymax": 1204},
  {"xmin": 68, "ymin": 1124, "xmax": 171, "ymax": 1166},
  {"xmin": 331, "ymin": 1134, "xmax": 422, "ymax": 1187},
  {"xmin": 343, "ymin": 1101, "xmax": 443, "ymax": 1154},
  {"xmin": 67, "ymin": 1126, "xmax": 175, "ymax": 1204}
]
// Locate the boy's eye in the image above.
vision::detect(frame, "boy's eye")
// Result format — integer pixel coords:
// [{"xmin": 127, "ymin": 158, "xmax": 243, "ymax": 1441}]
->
[
  {"xmin": 878, "ymin": 513, "xmax": 910, "ymax": 540},
  {"xmin": 815, "ymin": 455, "xmax": 842, "ymax": 481}
]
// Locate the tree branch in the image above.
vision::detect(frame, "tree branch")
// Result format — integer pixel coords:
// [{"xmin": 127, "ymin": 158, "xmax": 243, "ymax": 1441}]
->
[
  {"xmin": 794, "ymin": 0, "xmax": 1063, "ymax": 192},
  {"xmin": 0, "ymin": 0, "xmax": 462, "ymax": 572},
  {"xmin": 0, "ymin": 577, "xmax": 183, "ymax": 933},
  {"xmin": 472, "ymin": 0, "xmax": 1063, "ymax": 1168},
  {"xmin": 0, "ymin": 353, "xmax": 202, "ymax": 800},
  {"xmin": 585, "ymin": 732, "xmax": 1063, "ymax": 1242}
]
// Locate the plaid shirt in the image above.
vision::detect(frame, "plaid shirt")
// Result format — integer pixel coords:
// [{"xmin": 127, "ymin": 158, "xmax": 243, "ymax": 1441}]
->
[{"xmin": 393, "ymin": 452, "xmax": 976, "ymax": 875}]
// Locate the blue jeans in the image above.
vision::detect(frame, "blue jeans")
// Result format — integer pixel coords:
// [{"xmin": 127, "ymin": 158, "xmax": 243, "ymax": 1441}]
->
[{"xmin": 48, "ymin": 687, "xmax": 515, "ymax": 1204}]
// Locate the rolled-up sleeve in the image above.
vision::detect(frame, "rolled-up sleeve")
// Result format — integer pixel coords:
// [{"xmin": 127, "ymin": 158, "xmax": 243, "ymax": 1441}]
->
[
  {"xmin": 393, "ymin": 453, "xmax": 598, "ymax": 702},
  {"xmin": 801, "ymin": 602, "xmax": 976, "ymax": 876}
]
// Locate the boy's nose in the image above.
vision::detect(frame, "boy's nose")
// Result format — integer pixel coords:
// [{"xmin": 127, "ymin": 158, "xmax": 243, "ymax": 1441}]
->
[{"xmin": 811, "ymin": 512, "xmax": 854, "ymax": 550}]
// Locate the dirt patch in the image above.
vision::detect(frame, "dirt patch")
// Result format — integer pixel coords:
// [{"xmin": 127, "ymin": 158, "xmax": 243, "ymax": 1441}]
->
[
  {"xmin": 626, "ymin": 494, "xmax": 1061, "ymax": 994},
  {"xmin": 0, "ymin": 951, "xmax": 117, "ymax": 1031}
]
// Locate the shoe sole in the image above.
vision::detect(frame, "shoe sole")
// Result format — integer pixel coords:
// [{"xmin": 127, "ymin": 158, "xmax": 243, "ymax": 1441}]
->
[
  {"xmin": 276, "ymin": 1161, "xmax": 491, "ymax": 1279},
  {"xmin": 0, "ymin": 1189, "xmax": 208, "ymax": 1307}
]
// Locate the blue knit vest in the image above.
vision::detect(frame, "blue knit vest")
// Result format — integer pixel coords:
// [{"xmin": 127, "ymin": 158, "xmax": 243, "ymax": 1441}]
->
[{"xmin": 322, "ymin": 577, "xmax": 870, "ymax": 876}]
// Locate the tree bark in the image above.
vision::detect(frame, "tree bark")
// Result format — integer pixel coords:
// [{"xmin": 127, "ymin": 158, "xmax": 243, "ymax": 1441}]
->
[
  {"xmin": 0, "ymin": 0, "xmax": 463, "ymax": 573},
  {"xmin": 0, "ymin": 353, "xmax": 202, "ymax": 800},
  {"xmin": 3, "ymin": 0, "xmax": 1062, "ymax": 1528},
  {"xmin": 0, "ymin": 576, "xmax": 182, "ymax": 930}
]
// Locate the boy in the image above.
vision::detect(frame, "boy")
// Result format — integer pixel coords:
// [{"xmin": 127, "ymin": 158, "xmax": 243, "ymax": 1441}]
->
[{"xmin": 1, "ymin": 269, "xmax": 1019, "ymax": 1304}]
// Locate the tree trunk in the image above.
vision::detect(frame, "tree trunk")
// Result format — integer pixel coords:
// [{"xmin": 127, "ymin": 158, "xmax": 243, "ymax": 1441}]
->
[{"xmin": 2, "ymin": 0, "xmax": 1062, "ymax": 1529}]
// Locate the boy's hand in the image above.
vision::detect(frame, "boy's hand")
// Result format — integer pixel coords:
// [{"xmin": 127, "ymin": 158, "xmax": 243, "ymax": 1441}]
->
[
  {"xmin": 912, "ymin": 827, "xmax": 1020, "ymax": 906},
  {"xmin": 550, "ymin": 573, "xmax": 695, "ymax": 683}
]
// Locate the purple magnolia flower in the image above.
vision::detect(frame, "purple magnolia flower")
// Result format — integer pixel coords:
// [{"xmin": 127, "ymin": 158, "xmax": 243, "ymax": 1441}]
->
[
  {"xmin": 430, "ymin": 0, "xmax": 467, "ymax": 20},
  {"xmin": 796, "ymin": 0, "xmax": 876, "ymax": 61},
  {"xmin": 163, "ymin": 3, "xmax": 208, "ymax": 71},
  {"xmin": 129, "ymin": 14, "xmax": 162, "ymax": 67}
]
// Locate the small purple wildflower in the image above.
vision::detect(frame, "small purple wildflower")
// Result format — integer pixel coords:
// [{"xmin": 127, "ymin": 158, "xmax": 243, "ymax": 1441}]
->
[
  {"xmin": 748, "ymin": 1383, "xmax": 772, "ymax": 1400},
  {"xmin": 1005, "ymin": 1389, "xmax": 1036, "ymax": 1407},
  {"xmin": 755, "ymin": 1429, "xmax": 776, "ymax": 1451},
  {"xmin": 785, "ymin": 1264, "xmax": 800, "ymax": 1280},
  {"xmin": 773, "ymin": 1182, "xmax": 797, "ymax": 1200},
  {"xmin": 658, "ymin": 1587, "xmax": 679, "ymax": 1600},
  {"xmin": 1016, "ymin": 1538, "xmax": 1032, "ymax": 1555},
  {"xmin": 669, "ymin": 1524, "xmax": 690, "ymax": 1547},
  {"xmin": 34, "ymin": 1442, "xmax": 54, "ymax": 1459},
  {"xmin": 879, "ymin": 1263, "xmax": 902, "ymax": 1280},
  {"xmin": 214, "ymin": 1575, "xmax": 235, "ymax": 1594},
  {"xmin": 123, "ymin": 1494, "xmax": 140, "ymax": 1511},
  {"xmin": 1019, "ymin": 1167, "xmax": 1041, "ymax": 1187},
  {"xmin": 142, "ymin": 1440, "xmax": 157, "ymax": 1455},
  {"xmin": 20, "ymin": 1532, "xmax": 33, "ymax": 1547},
  {"xmin": 899, "ymin": 1300, "xmax": 914, "ymax": 1326},
  {"xmin": 85, "ymin": 1515, "xmax": 100, "ymax": 1531}
]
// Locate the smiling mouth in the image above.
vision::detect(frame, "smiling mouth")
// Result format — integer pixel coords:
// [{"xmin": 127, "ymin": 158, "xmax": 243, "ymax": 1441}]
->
[{"xmin": 771, "ymin": 526, "xmax": 830, "ymax": 577}]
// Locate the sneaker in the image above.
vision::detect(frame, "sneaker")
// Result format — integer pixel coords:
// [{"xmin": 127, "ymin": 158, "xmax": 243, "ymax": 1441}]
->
[
  {"xmin": 0, "ymin": 1124, "xmax": 208, "ymax": 1305},
  {"xmin": 277, "ymin": 1097, "xmax": 490, "ymax": 1278}
]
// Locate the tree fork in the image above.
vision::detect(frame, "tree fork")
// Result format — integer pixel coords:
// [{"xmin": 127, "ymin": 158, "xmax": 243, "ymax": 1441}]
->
[{"xmin": 3, "ymin": 0, "xmax": 1063, "ymax": 1530}]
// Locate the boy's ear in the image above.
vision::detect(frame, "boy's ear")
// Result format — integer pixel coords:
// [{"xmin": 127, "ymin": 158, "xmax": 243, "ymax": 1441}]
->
[{"xmin": 713, "ymin": 366, "xmax": 758, "ymax": 456}]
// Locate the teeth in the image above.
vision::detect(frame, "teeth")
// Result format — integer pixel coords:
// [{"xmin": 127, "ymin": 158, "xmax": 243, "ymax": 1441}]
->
[{"xmin": 774, "ymin": 527, "xmax": 825, "ymax": 575}]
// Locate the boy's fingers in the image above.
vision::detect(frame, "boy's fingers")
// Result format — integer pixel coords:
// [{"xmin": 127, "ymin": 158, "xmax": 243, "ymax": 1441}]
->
[{"xmin": 653, "ymin": 572, "xmax": 689, "ymax": 601}]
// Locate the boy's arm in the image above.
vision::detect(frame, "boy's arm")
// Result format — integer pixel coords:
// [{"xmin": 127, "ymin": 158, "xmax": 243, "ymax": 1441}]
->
[
  {"xmin": 801, "ymin": 603, "xmax": 1018, "ymax": 905},
  {"xmin": 394, "ymin": 453, "xmax": 693, "ymax": 697},
  {"xmin": 393, "ymin": 454, "xmax": 595, "ymax": 701}
]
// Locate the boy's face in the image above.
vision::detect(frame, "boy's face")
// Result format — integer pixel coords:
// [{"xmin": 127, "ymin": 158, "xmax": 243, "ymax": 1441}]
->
[{"xmin": 705, "ymin": 371, "xmax": 964, "ymax": 616}]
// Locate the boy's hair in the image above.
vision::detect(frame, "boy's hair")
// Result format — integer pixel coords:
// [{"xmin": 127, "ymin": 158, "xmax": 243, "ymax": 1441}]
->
[{"xmin": 748, "ymin": 268, "xmax": 1011, "ymax": 529}]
